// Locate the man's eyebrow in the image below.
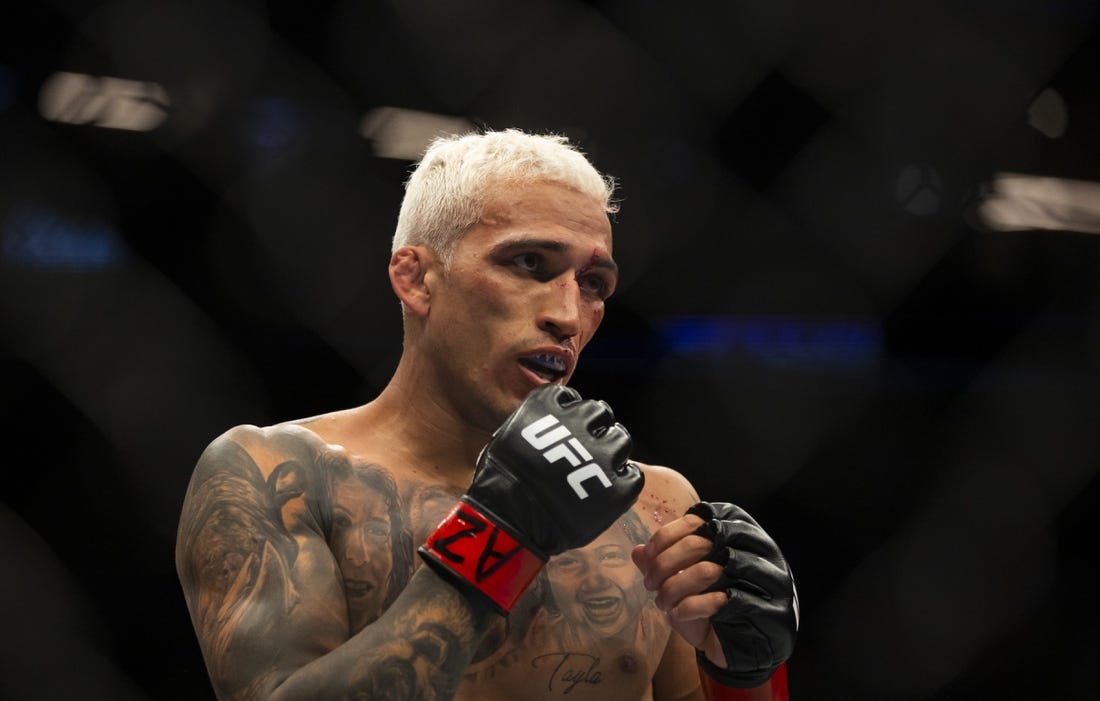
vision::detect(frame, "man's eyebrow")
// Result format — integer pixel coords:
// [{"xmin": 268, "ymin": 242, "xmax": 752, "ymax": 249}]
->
[
  {"xmin": 490, "ymin": 237, "xmax": 620, "ymax": 276},
  {"xmin": 579, "ymin": 256, "xmax": 619, "ymax": 277},
  {"xmin": 489, "ymin": 237, "xmax": 566, "ymax": 256}
]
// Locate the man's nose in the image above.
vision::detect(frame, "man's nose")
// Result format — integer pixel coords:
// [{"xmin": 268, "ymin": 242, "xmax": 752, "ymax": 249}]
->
[{"xmin": 537, "ymin": 278, "xmax": 582, "ymax": 340}]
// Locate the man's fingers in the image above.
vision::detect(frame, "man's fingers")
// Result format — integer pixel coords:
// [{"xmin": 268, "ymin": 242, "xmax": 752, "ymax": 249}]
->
[
  {"xmin": 653, "ymin": 561, "xmax": 724, "ymax": 611},
  {"xmin": 668, "ymin": 590, "xmax": 729, "ymax": 623},
  {"xmin": 641, "ymin": 514, "xmax": 705, "ymax": 560},
  {"xmin": 641, "ymin": 533, "xmax": 713, "ymax": 591}
]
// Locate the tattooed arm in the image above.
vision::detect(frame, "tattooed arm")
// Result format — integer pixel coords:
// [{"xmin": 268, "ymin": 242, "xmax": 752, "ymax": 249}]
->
[{"xmin": 175, "ymin": 425, "xmax": 495, "ymax": 701}]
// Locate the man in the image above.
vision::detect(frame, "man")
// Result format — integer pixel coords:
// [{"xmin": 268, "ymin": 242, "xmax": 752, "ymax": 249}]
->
[{"xmin": 176, "ymin": 129, "xmax": 797, "ymax": 701}]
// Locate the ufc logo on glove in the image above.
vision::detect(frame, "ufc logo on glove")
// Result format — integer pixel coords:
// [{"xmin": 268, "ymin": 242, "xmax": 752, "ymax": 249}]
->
[
  {"xmin": 418, "ymin": 385, "xmax": 643, "ymax": 615},
  {"xmin": 520, "ymin": 414, "xmax": 612, "ymax": 499}
]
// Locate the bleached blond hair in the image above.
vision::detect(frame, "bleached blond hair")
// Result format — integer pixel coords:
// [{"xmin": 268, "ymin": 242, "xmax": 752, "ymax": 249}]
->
[{"xmin": 392, "ymin": 129, "xmax": 618, "ymax": 263}]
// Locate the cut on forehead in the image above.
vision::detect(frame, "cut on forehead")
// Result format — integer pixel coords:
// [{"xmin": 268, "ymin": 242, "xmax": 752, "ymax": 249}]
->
[{"xmin": 391, "ymin": 129, "xmax": 618, "ymax": 262}]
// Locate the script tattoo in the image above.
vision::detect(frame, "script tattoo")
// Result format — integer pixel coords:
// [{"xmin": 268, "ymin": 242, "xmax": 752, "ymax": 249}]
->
[
  {"xmin": 532, "ymin": 652, "xmax": 603, "ymax": 694},
  {"xmin": 460, "ymin": 508, "xmax": 667, "ymax": 698}
]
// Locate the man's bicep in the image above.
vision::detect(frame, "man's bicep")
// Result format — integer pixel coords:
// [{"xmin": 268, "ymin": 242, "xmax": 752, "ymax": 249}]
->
[{"xmin": 176, "ymin": 430, "xmax": 348, "ymax": 698}]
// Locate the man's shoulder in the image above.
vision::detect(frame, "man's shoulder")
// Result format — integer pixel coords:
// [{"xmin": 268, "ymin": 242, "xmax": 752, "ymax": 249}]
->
[
  {"xmin": 633, "ymin": 461, "xmax": 697, "ymax": 495},
  {"xmin": 203, "ymin": 419, "xmax": 320, "ymax": 453},
  {"xmin": 191, "ymin": 414, "xmax": 347, "ymax": 483},
  {"xmin": 207, "ymin": 404, "xmax": 364, "ymax": 452},
  {"xmin": 631, "ymin": 461, "xmax": 701, "ymax": 519}
]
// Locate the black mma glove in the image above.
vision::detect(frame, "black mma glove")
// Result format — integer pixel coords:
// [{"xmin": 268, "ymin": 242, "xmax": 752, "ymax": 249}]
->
[
  {"xmin": 420, "ymin": 385, "xmax": 644, "ymax": 615},
  {"xmin": 688, "ymin": 501, "xmax": 799, "ymax": 688}
]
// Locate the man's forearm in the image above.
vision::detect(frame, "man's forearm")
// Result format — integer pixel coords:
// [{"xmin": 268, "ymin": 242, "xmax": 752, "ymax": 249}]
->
[{"xmin": 268, "ymin": 567, "xmax": 495, "ymax": 701}]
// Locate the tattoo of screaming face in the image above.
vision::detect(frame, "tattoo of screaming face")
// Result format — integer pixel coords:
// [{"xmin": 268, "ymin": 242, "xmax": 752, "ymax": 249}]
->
[{"xmin": 463, "ymin": 509, "xmax": 665, "ymax": 695}]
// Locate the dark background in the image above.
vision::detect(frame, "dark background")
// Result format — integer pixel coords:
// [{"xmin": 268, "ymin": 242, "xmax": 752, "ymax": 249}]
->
[{"xmin": 2, "ymin": 1, "xmax": 1099, "ymax": 699}]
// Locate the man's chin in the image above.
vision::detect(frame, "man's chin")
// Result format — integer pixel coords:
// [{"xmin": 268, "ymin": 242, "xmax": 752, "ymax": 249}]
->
[{"xmin": 483, "ymin": 379, "xmax": 561, "ymax": 429}]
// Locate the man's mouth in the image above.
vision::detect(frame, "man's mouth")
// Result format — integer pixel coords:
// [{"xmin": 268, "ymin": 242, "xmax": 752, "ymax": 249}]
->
[{"xmin": 519, "ymin": 353, "xmax": 568, "ymax": 382}]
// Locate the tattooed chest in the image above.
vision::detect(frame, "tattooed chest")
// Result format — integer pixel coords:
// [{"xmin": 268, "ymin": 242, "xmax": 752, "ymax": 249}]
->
[
  {"xmin": 458, "ymin": 591, "xmax": 670, "ymax": 700},
  {"xmin": 319, "ymin": 466, "xmax": 670, "ymax": 698}
]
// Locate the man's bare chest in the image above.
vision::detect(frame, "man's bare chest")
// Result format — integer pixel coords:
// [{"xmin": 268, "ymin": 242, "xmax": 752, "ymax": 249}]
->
[
  {"xmin": 316, "ymin": 450, "xmax": 672, "ymax": 699},
  {"xmin": 455, "ymin": 592, "xmax": 669, "ymax": 701}
]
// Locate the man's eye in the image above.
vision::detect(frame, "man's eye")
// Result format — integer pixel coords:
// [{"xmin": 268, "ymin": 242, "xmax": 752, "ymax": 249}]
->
[
  {"xmin": 578, "ymin": 274, "xmax": 609, "ymax": 299},
  {"xmin": 513, "ymin": 253, "xmax": 540, "ymax": 272}
]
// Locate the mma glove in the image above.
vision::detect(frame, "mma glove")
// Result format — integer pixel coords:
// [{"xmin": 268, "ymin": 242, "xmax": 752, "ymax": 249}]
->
[
  {"xmin": 689, "ymin": 501, "xmax": 799, "ymax": 689},
  {"xmin": 420, "ymin": 385, "xmax": 644, "ymax": 615}
]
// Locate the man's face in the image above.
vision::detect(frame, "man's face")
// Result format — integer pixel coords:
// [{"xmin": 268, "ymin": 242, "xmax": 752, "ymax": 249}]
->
[
  {"xmin": 422, "ymin": 180, "xmax": 617, "ymax": 429},
  {"xmin": 545, "ymin": 521, "xmax": 648, "ymax": 638}
]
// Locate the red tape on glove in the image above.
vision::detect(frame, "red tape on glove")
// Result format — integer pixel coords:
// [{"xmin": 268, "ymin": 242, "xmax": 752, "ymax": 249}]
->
[
  {"xmin": 700, "ymin": 662, "xmax": 788, "ymax": 701},
  {"xmin": 422, "ymin": 501, "xmax": 544, "ymax": 614}
]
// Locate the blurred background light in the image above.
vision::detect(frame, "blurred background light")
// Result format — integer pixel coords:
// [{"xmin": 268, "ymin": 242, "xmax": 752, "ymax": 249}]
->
[
  {"xmin": 245, "ymin": 96, "xmax": 304, "ymax": 157},
  {"xmin": 37, "ymin": 71, "xmax": 170, "ymax": 131},
  {"xmin": 978, "ymin": 172, "xmax": 1100, "ymax": 233},
  {"xmin": 359, "ymin": 106, "xmax": 477, "ymax": 160},
  {"xmin": 659, "ymin": 314, "xmax": 881, "ymax": 372},
  {"xmin": 2, "ymin": 205, "xmax": 125, "ymax": 269}
]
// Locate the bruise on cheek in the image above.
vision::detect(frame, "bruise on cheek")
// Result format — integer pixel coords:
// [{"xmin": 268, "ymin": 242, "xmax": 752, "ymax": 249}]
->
[{"xmin": 465, "ymin": 270, "xmax": 511, "ymax": 314}]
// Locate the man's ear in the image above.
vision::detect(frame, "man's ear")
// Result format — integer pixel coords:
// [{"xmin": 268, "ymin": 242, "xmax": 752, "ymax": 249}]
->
[{"xmin": 389, "ymin": 246, "xmax": 436, "ymax": 317}]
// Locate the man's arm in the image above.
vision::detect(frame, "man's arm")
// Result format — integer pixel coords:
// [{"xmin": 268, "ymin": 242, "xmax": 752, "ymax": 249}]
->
[
  {"xmin": 175, "ymin": 425, "xmax": 496, "ymax": 700},
  {"xmin": 636, "ymin": 464, "xmax": 706, "ymax": 701},
  {"xmin": 636, "ymin": 465, "xmax": 796, "ymax": 701}
]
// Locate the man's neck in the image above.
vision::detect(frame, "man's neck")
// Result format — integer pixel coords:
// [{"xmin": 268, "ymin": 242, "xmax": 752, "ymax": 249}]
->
[{"xmin": 366, "ymin": 356, "xmax": 492, "ymax": 486}]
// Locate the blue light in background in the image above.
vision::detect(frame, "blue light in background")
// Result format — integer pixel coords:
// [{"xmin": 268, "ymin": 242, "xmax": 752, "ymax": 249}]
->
[
  {"xmin": 246, "ymin": 97, "xmax": 303, "ymax": 158},
  {"xmin": 0, "ymin": 64, "xmax": 16, "ymax": 113},
  {"xmin": 659, "ymin": 314, "xmax": 882, "ymax": 371},
  {"xmin": 2, "ymin": 206, "xmax": 126, "ymax": 269}
]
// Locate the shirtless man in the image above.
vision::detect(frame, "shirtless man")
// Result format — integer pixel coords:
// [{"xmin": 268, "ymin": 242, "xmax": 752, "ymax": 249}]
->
[{"xmin": 175, "ymin": 129, "xmax": 798, "ymax": 701}]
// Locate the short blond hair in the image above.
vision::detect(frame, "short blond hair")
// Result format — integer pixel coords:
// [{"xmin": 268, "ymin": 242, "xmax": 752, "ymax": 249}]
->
[{"xmin": 392, "ymin": 129, "xmax": 618, "ymax": 262}]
